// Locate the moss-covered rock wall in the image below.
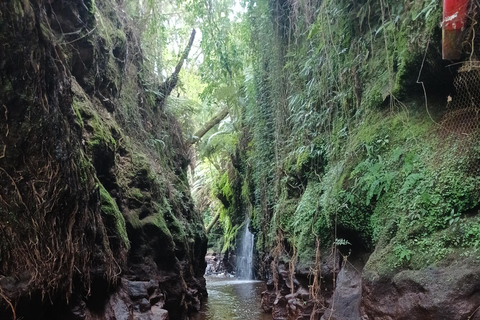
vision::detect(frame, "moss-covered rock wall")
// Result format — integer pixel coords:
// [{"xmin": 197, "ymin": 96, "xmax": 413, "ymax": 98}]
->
[
  {"xmin": 229, "ymin": 0, "xmax": 480, "ymax": 318},
  {"xmin": 0, "ymin": 1, "xmax": 206, "ymax": 319}
]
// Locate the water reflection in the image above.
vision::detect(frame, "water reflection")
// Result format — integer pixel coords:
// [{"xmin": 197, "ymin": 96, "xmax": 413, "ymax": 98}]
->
[{"xmin": 191, "ymin": 277, "xmax": 271, "ymax": 320}]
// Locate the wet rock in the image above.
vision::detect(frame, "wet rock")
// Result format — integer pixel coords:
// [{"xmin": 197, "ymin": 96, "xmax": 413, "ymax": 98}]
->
[
  {"xmin": 186, "ymin": 288, "xmax": 202, "ymax": 312},
  {"xmin": 361, "ymin": 258, "xmax": 480, "ymax": 320},
  {"xmin": 0, "ymin": 0, "xmax": 208, "ymax": 319},
  {"xmin": 132, "ymin": 314, "xmax": 150, "ymax": 320},
  {"xmin": 132, "ymin": 309, "xmax": 167, "ymax": 320},
  {"xmin": 0, "ymin": 277, "xmax": 17, "ymax": 297},
  {"xmin": 205, "ymin": 253, "xmax": 222, "ymax": 275},
  {"xmin": 286, "ymin": 292, "xmax": 306, "ymax": 320}
]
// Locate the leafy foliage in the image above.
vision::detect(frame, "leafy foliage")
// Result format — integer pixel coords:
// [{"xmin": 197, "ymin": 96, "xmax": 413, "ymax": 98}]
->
[
  {"xmin": 178, "ymin": 0, "xmax": 480, "ymax": 275},
  {"xmin": 204, "ymin": 0, "xmax": 480, "ymax": 273}
]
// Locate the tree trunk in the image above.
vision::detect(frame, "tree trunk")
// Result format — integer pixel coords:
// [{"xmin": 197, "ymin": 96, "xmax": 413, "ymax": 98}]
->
[
  {"xmin": 188, "ymin": 107, "xmax": 229, "ymax": 144},
  {"xmin": 156, "ymin": 29, "xmax": 196, "ymax": 110}
]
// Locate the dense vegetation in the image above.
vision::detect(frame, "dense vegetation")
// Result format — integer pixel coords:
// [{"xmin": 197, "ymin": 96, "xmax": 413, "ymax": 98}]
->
[
  {"xmin": 1, "ymin": 0, "xmax": 480, "ymax": 318},
  {"xmin": 187, "ymin": 0, "xmax": 480, "ymax": 279}
]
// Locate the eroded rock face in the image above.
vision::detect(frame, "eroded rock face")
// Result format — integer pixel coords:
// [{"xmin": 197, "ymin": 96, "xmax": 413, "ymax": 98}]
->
[
  {"xmin": 0, "ymin": 0, "xmax": 207, "ymax": 319},
  {"xmin": 361, "ymin": 258, "xmax": 480, "ymax": 320}
]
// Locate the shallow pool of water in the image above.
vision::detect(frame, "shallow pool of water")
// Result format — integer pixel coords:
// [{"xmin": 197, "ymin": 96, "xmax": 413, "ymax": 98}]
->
[{"xmin": 191, "ymin": 277, "xmax": 271, "ymax": 320}]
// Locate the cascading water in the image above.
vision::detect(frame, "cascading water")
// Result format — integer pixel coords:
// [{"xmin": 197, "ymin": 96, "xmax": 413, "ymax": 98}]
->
[{"xmin": 237, "ymin": 220, "xmax": 254, "ymax": 280}]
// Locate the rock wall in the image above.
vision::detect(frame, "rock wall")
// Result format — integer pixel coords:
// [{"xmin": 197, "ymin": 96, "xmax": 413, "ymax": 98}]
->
[
  {"xmin": 0, "ymin": 1, "xmax": 206, "ymax": 319},
  {"xmin": 231, "ymin": 0, "xmax": 480, "ymax": 318},
  {"xmin": 361, "ymin": 257, "xmax": 480, "ymax": 320},
  {"xmin": 261, "ymin": 253, "xmax": 480, "ymax": 320}
]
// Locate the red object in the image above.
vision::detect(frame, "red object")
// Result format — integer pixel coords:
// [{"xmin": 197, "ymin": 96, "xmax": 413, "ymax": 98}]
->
[{"xmin": 442, "ymin": 0, "xmax": 470, "ymax": 60}]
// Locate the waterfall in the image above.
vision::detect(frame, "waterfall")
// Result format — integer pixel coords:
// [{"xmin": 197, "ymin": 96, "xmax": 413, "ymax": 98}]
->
[{"xmin": 237, "ymin": 220, "xmax": 254, "ymax": 280}]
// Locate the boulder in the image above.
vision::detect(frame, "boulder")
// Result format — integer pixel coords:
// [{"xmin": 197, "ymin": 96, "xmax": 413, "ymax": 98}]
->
[
  {"xmin": 321, "ymin": 262, "xmax": 362, "ymax": 320},
  {"xmin": 361, "ymin": 258, "xmax": 480, "ymax": 320}
]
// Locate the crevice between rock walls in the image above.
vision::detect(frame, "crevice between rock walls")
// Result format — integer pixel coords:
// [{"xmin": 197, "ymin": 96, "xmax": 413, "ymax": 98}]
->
[{"xmin": 0, "ymin": 1, "xmax": 207, "ymax": 319}]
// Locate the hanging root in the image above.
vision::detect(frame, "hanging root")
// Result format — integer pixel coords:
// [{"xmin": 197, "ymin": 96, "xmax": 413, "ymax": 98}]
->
[
  {"xmin": 288, "ymin": 242, "xmax": 297, "ymax": 296},
  {"xmin": 468, "ymin": 304, "xmax": 480, "ymax": 320},
  {"xmin": 309, "ymin": 237, "xmax": 324, "ymax": 320},
  {"xmin": 0, "ymin": 289, "xmax": 16, "ymax": 320},
  {"xmin": 272, "ymin": 231, "xmax": 284, "ymax": 296}
]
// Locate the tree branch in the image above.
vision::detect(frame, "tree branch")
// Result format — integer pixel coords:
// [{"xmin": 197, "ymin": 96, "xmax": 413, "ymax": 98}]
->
[
  {"xmin": 156, "ymin": 29, "xmax": 196, "ymax": 110},
  {"xmin": 188, "ymin": 106, "xmax": 229, "ymax": 144},
  {"xmin": 205, "ymin": 211, "xmax": 221, "ymax": 234}
]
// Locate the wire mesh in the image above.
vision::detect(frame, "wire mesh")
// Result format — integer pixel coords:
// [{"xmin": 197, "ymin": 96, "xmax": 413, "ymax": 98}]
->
[{"xmin": 441, "ymin": 2, "xmax": 480, "ymax": 143}]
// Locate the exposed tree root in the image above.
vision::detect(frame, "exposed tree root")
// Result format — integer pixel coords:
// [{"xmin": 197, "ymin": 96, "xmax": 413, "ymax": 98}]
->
[
  {"xmin": 309, "ymin": 237, "xmax": 325, "ymax": 320},
  {"xmin": 468, "ymin": 304, "xmax": 480, "ymax": 320},
  {"xmin": 0, "ymin": 289, "xmax": 16, "ymax": 320}
]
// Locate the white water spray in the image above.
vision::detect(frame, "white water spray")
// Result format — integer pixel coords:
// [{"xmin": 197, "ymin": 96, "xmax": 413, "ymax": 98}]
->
[{"xmin": 237, "ymin": 219, "xmax": 254, "ymax": 280}]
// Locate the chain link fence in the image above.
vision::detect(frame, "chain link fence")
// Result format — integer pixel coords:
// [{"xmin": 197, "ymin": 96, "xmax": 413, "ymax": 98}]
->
[{"xmin": 441, "ymin": 2, "xmax": 480, "ymax": 144}]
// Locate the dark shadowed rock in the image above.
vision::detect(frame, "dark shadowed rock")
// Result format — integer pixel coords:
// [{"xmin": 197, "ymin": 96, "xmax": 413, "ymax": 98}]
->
[
  {"xmin": 151, "ymin": 305, "xmax": 170, "ymax": 319},
  {"xmin": 273, "ymin": 295, "xmax": 288, "ymax": 320},
  {"xmin": 139, "ymin": 298, "xmax": 151, "ymax": 312},
  {"xmin": 128, "ymin": 281, "xmax": 153, "ymax": 300},
  {"xmin": 0, "ymin": 0, "xmax": 207, "ymax": 319},
  {"xmin": 70, "ymin": 297, "xmax": 87, "ymax": 320}
]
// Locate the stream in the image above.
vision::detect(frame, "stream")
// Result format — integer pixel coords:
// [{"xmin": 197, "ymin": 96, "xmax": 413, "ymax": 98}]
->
[{"xmin": 191, "ymin": 277, "xmax": 271, "ymax": 320}]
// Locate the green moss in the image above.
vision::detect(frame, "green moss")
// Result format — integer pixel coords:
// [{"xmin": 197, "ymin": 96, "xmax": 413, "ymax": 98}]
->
[
  {"xmin": 89, "ymin": 112, "xmax": 117, "ymax": 148},
  {"xmin": 99, "ymin": 182, "xmax": 130, "ymax": 248},
  {"xmin": 72, "ymin": 99, "xmax": 84, "ymax": 128},
  {"xmin": 275, "ymin": 101, "xmax": 479, "ymax": 268},
  {"xmin": 106, "ymin": 57, "xmax": 120, "ymax": 90},
  {"xmin": 113, "ymin": 29, "xmax": 127, "ymax": 51},
  {"xmin": 78, "ymin": 152, "xmax": 94, "ymax": 184},
  {"xmin": 164, "ymin": 208, "xmax": 187, "ymax": 244},
  {"xmin": 137, "ymin": 202, "xmax": 174, "ymax": 239},
  {"xmin": 13, "ymin": 0, "xmax": 24, "ymax": 17},
  {"xmin": 39, "ymin": 22, "xmax": 55, "ymax": 42},
  {"xmin": 348, "ymin": 110, "xmax": 480, "ymax": 273},
  {"xmin": 71, "ymin": 80, "xmax": 118, "ymax": 149},
  {"xmin": 86, "ymin": 0, "xmax": 97, "ymax": 14},
  {"xmin": 153, "ymin": 213, "xmax": 172, "ymax": 237},
  {"xmin": 206, "ymin": 0, "xmax": 479, "ymax": 279},
  {"xmin": 295, "ymin": 151, "xmax": 310, "ymax": 172},
  {"xmin": 367, "ymin": 213, "xmax": 480, "ymax": 278},
  {"xmin": 2, "ymin": 78, "xmax": 13, "ymax": 97},
  {"xmin": 127, "ymin": 187, "xmax": 144, "ymax": 201}
]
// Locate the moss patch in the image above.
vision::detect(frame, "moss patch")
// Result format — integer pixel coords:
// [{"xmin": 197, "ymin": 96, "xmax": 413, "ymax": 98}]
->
[{"xmin": 99, "ymin": 182, "xmax": 130, "ymax": 248}]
